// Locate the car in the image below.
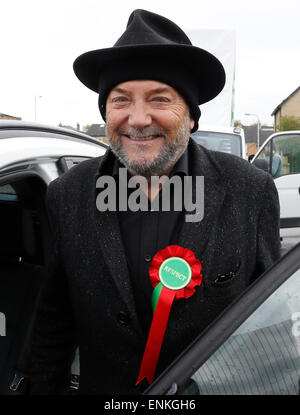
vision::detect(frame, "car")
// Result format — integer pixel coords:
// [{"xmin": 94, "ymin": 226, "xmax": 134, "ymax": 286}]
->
[
  {"xmin": 251, "ymin": 130, "xmax": 300, "ymax": 246},
  {"xmin": 191, "ymin": 125, "xmax": 247, "ymax": 159},
  {"xmin": 0, "ymin": 120, "xmax": 107, "ymax": 394},
  {"xmin": 0, "ymin": 120, "xmax": 107, "ymax": 178},
  {"xmin": 144, "ymin": 242, "xmax": 300, "ymax": 395}
]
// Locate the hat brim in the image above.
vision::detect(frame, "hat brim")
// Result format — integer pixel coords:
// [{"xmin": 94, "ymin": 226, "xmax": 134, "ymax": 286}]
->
[{"xmin": 73, "ymin": 44, "xmax": 226, "ymax": 105}]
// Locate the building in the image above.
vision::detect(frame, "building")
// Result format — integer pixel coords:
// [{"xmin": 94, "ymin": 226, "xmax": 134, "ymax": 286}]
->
[
  {"xmin": 242, "ymin": 124, "xmax": 274, "ymax": 156},
  {"xmin": 86, "ymin": 124, "xmax": 108, "ymax": 144},
  {"xmin": 0, "ymin": 112, "xmax": 21, "ymax": 120},
  {"xmin": 271, "ymin": 86, "xmax": 300, "ymax": 130}
]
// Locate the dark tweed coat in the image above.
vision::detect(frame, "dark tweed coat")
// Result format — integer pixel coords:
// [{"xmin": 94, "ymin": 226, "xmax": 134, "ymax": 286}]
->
[{"xmin": 26, "ymin": 139, "xmax": 280, "ymax": 394}]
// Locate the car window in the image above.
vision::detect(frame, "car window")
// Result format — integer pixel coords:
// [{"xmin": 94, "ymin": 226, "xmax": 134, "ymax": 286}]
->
[
  {"xmin": 271, "ymin": 134, "xmax": 300, "ymax": 178},
  {"xmin": 187, "ymin": 267, "xmax": 300, "ymax": 395},
  {"xmin": 191, "ymin": 131, "xmax": 242, "ymax": 157},
  {"xmin": 256, "ymin": 141, "xmax": 272, "ymax": 173},
  {"xmin": 0, "ymin": 184, "xmax": 18, "ymax": 201}
]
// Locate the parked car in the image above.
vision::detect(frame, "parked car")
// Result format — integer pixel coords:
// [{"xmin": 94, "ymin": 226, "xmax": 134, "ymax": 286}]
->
[
  {"xmin": 191, "ymin": 125, "xmax": 247, "ymax": 159},
  {"xmin": 0, "ymin": 120, "xmax": 107, "ymax": 394},
  {"xmin": 145, "ymin": 242, "xmax": 300, "ymax": 395},
  {"xmin": 251, "ymin": 131, "xmax": 300, "ymax": 245}
]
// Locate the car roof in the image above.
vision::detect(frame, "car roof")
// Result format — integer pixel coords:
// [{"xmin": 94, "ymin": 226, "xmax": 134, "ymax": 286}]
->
[
  {"xmin": 0, "ymin": 120, "xmax": 107, "ymax": 148},
  {"xmin": 0, "ymin": 120, "xmax": 108, "ymax": 171},
  {"xmin": 194, "ymin": 124, "xmax": 244, "ymax": 135}
]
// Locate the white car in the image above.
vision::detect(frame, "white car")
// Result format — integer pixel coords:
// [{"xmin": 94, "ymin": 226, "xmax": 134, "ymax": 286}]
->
[
  {"xmin": 251, "ymin": 130, "xmax": 300, "ymax": 245},
  {"xmin": 191, "ymin": 125, "xmax": 247, "ymax": 159},
  {"xmin": 0, "ymin": 120, "xmax": 107, "ymax": 394},
  {"xmin": 0, "ymin": 120, "xmax": 107, "ymax": 182}
]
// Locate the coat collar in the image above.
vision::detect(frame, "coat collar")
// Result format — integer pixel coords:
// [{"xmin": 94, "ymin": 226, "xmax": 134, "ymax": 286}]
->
[
  {"xmin": 93, "ymin": 139, "xmax": 226, "ymax": 323},
  {"xmin": 93, "ymin": 149, "xmax": 142, "ymax": 333}
]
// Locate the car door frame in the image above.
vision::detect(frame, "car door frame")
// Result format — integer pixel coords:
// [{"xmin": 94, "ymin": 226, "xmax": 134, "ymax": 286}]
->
[{"xmin": 144, "ymin": 242, "xmax": 300, "ymax": 395}]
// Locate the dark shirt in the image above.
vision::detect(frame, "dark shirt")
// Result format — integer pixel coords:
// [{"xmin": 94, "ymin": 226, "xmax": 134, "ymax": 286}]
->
[{"xmin": 112, "ymin": 149, "xmax": 189, "ymax": 336}]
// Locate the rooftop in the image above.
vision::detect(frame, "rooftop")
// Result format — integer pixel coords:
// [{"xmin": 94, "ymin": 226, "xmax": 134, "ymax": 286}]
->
[
  {"xmin": 271, "ymin": 86, "xmax": 300, "ymax": 116},
  {"xmin": 86, "ymin": 124, "xmax": 106, "ymax": 137}
]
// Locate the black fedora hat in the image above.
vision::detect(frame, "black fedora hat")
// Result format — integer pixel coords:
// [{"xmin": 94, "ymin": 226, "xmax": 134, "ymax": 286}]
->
[{"xmin": 73, "ymin": 9, "xmax": 226, "ymax": 131}]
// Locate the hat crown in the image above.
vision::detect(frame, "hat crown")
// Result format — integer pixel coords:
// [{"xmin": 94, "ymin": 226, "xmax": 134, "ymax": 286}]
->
[{"xmin": 114, "ymin": 9, "xmax": 192, "ymax": 47}]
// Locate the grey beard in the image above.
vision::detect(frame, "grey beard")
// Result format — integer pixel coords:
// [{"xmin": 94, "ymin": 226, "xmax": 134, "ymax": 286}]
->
[{"xmin": 105, "ymin": 114, "xmax": 191, "ymax": 178}]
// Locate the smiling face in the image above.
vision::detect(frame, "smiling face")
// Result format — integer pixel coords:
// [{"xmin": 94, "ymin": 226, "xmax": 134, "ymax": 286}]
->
[{"xmin": 105, "ymin": 80, "xmax": 194, "ymax": 177}]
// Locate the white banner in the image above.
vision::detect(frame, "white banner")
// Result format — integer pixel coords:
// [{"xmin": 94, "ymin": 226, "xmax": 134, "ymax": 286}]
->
[{"xmin": 186, "ymin": 29, "xmax": 236, "ymax": 128}]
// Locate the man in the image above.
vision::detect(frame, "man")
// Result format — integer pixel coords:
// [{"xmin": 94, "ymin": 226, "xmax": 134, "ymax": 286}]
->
[
  {"xmin": 271, "ymin": 145, "xmax": 283, "ymax": 178},
  {"xmin": 25, "ymin": 9, "xmax": 280, "ymax": 394}
]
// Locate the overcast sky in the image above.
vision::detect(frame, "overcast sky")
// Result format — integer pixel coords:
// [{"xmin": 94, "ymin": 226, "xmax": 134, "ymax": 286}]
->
[{"xmin": 1, "ymin": 0, "xmax": 299, "ymax": 129}]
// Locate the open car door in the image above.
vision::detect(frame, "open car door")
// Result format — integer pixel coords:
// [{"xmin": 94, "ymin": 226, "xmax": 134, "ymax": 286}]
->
[{"xmin": 145, "ymin": 243, "xmax": 300, "ymax": 395}]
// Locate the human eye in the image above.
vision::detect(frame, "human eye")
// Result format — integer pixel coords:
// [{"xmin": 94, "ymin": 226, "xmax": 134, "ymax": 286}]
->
[
  {"xmin": 112, "ymin": 96, "xmax": 129, "ymax": 103},
  {"xmin": 152, "ymin": 96, "xmax": 169, "ymax": 103}
]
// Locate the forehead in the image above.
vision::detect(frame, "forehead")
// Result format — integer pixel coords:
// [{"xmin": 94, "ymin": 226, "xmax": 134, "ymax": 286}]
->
[{"xmin": 109, "ymin": 79, "xmax": 181, "ymax": 96}]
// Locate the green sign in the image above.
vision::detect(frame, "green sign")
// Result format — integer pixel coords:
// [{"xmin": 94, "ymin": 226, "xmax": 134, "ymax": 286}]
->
[{"xmin": 159, "ymin": 257, "xmax": 192, "ymax": 290}]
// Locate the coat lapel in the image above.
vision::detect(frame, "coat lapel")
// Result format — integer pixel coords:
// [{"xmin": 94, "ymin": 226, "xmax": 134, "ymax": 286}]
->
[
  {"xmin": 178, "ymin": 140, "xmax": 227, "ymax": 258},
  {"xmin": 93, "ymin": 149, "xmax": 141, "ymax": 331}
]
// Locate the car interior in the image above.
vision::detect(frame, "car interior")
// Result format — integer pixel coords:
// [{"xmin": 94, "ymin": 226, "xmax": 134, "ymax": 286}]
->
[{"xmin": 0, "ymin": 175, "xmax": 49, "ymax": 394}]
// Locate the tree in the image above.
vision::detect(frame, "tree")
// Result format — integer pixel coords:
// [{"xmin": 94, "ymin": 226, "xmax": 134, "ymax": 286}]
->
[
  {"xmin": 83, "ymin": 124, "xmax": 91, "ymax": 133},
  {"xmin": 234, "ymin": 120, "xmax": 242, "ymax": 127},
  {"xmin": 278, "ymin": 116, "xmax": 300, "ymax": 131}
]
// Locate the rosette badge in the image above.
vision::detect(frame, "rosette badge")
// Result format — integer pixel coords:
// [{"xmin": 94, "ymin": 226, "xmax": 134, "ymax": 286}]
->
[{"xmin": 136, "ymin": 245, "xmax": 203, "ymax": 385}]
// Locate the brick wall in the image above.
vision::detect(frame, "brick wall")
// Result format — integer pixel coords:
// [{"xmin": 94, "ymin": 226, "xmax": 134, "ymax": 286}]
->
[
  {"xmin": 281, "ymin": 90, "xmax": 300, "ymax": 117},
  {"xmin": 274, "ymin": 89, "xmax": 300, "ymax": 129}
]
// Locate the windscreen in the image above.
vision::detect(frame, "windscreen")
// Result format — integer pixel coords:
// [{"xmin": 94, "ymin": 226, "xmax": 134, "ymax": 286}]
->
[{"xmin": 191, "ymin": 131, "xmax": 242, "ymax": 157}]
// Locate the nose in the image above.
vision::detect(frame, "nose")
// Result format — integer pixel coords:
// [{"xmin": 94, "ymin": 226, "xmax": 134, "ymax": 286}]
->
[{"xmin": 128, "ymin": 101, "xmax": 152, "ymax": 128}]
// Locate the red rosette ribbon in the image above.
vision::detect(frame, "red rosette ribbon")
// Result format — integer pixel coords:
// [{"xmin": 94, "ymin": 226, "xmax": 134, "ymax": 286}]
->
[{"xmin": 136, "ymin": 245, "xmax": 202, "ymax": 385}]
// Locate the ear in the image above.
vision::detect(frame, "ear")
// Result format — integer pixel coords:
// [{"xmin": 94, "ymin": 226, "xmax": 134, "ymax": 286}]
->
[{"xmin": 189, "ymin": 117, "xmax": 195, "ymax": 131}]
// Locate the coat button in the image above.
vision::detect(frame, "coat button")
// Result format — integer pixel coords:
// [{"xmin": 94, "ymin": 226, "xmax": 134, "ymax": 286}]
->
[
  {"xmin": 144, "ymin": 254, "xmax": 152, "ymax": 262},
  {"xmin": 117, "ymin": 311, "xmax": 130, "ymax": 325}
]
